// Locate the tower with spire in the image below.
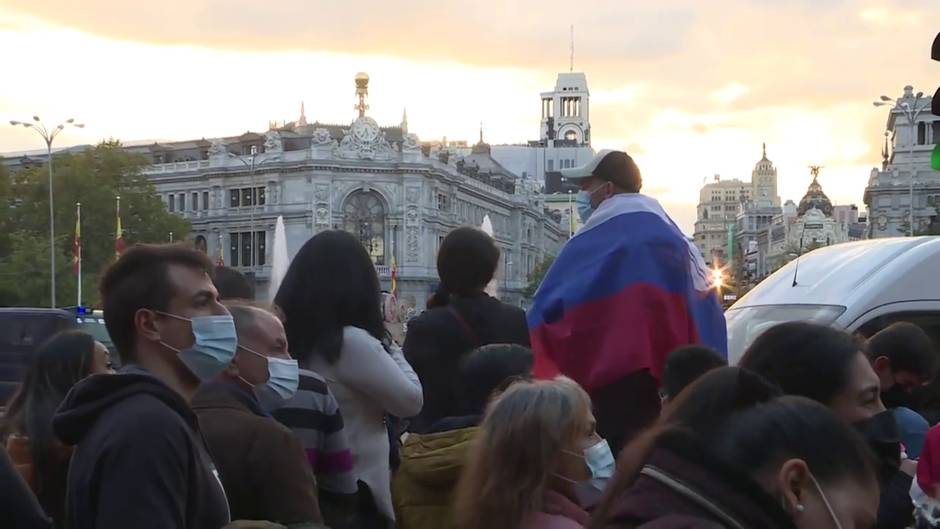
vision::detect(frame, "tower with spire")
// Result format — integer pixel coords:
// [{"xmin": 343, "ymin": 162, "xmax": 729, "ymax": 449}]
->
[
  {"xmin": 751, "ymin": 143, "xmax": 780, "ymax": 207},
  {"xmin": 298, "ymin": 101, "xmax": 308, "ymax": 127}
]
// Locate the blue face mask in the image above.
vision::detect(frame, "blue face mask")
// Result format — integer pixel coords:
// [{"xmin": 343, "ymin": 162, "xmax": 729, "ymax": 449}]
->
[
  {"xmin": 576, "ymin": 191, "xmax": 594, "ymax": 223},
  {"xmin": 576, "ymin": 183, "xmax": 607, "ymax": 224},
  {"xmin": 158, "ymin": 312, "xmax": 238, "ymax": 382},
  {"xmin": 559, "ymin": 437, "xmax": 616, "ymax": 507},
  {"xmin": 238, "ymin": 345, "xmax": 300, "ymax": 402}
]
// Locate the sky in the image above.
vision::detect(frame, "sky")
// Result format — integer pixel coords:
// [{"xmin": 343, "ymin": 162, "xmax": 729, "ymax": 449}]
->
[{"xmin": 1, "ymin": 0, "xmax": 938, "ymax": 233}]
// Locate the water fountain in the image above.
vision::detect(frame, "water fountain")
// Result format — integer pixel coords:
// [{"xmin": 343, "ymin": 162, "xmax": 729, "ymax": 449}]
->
[
  {"xmin": 268, "ymin": 216, "xmax": 290, "ymax": 302},
  {"xmin": 480, "ymin": 215, "xmax": 498, "ymax": 298}
]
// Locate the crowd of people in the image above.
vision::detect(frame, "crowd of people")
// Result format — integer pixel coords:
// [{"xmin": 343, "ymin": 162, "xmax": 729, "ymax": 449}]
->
[{"xmin": 2, "ymin": 149, "xmax": 940, "ymax": 529}]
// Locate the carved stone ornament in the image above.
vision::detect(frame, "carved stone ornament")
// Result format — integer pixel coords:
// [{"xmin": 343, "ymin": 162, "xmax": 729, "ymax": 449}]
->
[
  {"xmin": 315, "ymin": 206, "xmax": 329, "ymax": 222},
  {"xmin": 263, "ymin": 131, "xmax": 284, "ymax": 153},
  {"xmin": 335, "ymin": 117, "xmax": 394, "ymax": 161},
  {"xmin": 208, "ymin": 138, "xmax": 228, "ymax": 156},
  {"xmin": 403, "ymin": 133, "xmax": 420, "ymax": 152},
  {"xmin": 312, "ymin": 128, "xmax": 335, "ymax": 146},
  {"xmin": 314, "ymin": 184, "xmax": 330, "ymax": 202}
]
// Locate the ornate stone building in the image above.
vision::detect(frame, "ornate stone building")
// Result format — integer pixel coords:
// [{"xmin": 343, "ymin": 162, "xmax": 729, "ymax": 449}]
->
[
  {"xmin": 125, "ymin": 73, "xmax": 565, "ymax": 306},
  {"xmin": 864, "ymin": 86, "xmax": 940, "ymax": 237}
]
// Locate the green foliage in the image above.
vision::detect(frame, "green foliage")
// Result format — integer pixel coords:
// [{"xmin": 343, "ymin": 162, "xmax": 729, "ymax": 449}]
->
[
  {"xmin": 524, "ymin": 255, "xmax": 556, "ymax": 298},
  {"xmin": 0, "ymin": 141, "xmax": 190, "ymax": 307}
]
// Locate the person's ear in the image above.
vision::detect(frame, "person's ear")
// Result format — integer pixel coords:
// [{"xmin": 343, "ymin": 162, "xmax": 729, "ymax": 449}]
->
[
  {"xmin": 873, "ymin": 356, "xmax": 892, "ymax": 375},
  {"xmin": 778, "ymin": 458, "xmax": 810, "ymax": 517},
  {"xmin": 136, "ymin": 309, "xmax": 162, "ymax": 342}
]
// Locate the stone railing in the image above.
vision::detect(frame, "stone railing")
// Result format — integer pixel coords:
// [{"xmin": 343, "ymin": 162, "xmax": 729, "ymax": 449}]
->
[{"xmin": 143, "ymin": 160, "xmax": 211, "ymax": 174}]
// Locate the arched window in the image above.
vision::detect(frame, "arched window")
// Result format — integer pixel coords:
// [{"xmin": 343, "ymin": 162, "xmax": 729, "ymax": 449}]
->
[
  {"xmin": 564, "ymin": 130, "xmax": 577, "ymax": 142},
  {"xmin": 343, "ymin": 190, "xmax": 386, "ymax": 265}
]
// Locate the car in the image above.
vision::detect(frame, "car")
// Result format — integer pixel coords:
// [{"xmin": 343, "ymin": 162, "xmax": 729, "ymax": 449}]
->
[
  {"xmin": 0, "ymin": 308, "xmax": 77, "ymax": 404},
  {"xmin": 726, "ymin": 237, "xmax": 940, "ymax": 364}
]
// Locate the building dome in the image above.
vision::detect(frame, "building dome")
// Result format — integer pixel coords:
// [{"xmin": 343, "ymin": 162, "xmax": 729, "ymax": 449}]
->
[{"xmin": 798, "ymin": 175, "xmax": 833, "ymax": 217}]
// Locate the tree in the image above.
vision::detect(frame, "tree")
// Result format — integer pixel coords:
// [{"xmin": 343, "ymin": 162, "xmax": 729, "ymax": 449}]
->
[
  {"xmin": 0, "ymin": 141, "xmax": 190, "ymax": 307},
  {"xmin": 524, "ymin": 255, "xmax": 556, "ymax": 298}
]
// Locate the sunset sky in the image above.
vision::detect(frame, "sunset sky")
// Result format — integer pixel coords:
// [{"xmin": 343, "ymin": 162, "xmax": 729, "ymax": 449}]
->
[{"xmin": 1, "ymin": 0, "xmax": 938, "ymax": 232}]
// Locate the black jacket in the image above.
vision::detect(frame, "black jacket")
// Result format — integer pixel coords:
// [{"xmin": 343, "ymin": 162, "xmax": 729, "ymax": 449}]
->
[
  {"xmin": 52, "ymin": 366, "xmax": 230, "ymax": 529},
  {"xmin": 0, "ymin": 445, "xmax": 52, "ymax": 529},
  {"xmin": 403, "ymin": 293, "xmax": 529, "ymax": 432}
]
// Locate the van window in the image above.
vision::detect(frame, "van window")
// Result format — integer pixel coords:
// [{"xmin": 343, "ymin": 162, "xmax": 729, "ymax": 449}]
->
[
  {"xmin": 856, "ymin": 312, "xmax": 940, "ymax": 349},
  {"xmin": 726, "ymin": 304, "xmax": 846, "ymax": 364}
]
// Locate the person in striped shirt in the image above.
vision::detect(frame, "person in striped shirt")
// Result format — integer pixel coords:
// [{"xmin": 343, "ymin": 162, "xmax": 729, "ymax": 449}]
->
[{"xmin": 262, "ymin": 368, "xmax": 359, "ymax": 527}]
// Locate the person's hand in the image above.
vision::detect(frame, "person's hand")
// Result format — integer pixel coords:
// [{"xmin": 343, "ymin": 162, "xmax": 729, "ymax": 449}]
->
[{"xmin": 901, "ymin": 458, "xmax": 918, "ymax": 477}]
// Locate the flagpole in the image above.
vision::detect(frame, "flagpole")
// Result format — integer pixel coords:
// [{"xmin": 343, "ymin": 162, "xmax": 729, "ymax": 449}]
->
[{"xmin": 76, "ymin": 202, "xmax": 82, "ymax": 308}]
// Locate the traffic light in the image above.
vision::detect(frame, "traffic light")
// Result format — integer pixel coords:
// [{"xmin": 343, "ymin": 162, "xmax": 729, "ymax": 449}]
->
[{"xmin": 932, "ymin": 32, "xmax": 940, "ymax": 170}]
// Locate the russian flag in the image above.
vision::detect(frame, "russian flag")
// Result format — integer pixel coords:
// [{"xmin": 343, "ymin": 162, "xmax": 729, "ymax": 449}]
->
[{"xmin": 528, "ymin": 194, "xmax": 727, "ymax": 391}]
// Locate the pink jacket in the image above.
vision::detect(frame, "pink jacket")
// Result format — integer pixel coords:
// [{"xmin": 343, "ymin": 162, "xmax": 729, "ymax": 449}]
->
[{"xmin": 519, "ymin": 490, "xmax": 588, "ymax": 529}]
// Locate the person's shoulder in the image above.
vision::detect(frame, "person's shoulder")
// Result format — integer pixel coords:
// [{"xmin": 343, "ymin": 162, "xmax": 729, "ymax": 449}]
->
[
  {"xmin": 341, "ymin": 326, "xmax": 384, "ymax": 353},
  {"xmin": 520, "ymin": 511, "xmax": 583, "ymax": 529},
  {"xmin": 84, "ymin": 394, "xmax": 192, "ymax": 452}
]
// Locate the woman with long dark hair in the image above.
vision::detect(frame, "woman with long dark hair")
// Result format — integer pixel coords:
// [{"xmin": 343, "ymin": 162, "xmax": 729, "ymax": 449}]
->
[
  {"xmin": 590, "ymin": 367, "xmax": 880, "ymax": 529},
  {"xmin": 740, "ymin": 322, "xmax": 913, "ymax": 529},
  {"xmin": 403, "ymin": 226, "xmax": 529, "ymax": 432},
  {"xmin": 275, "ymin": 230, "xmax": 423, "ymax": 527},
  {"xmin": 2, "ymin": 330, "xmax": 113, "ymax": 527}
]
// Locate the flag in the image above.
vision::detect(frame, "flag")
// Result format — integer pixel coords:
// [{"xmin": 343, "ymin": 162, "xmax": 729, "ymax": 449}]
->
[
  {"xmin": 115, "ymin": 196, "xmax": 125, "ymax": 258},
  {"xmin": 390, "ymin": 255, "xmax": 398, "ymax": 296},
  {"xmin": 217, "ymin": 235, "xmax": 225, "ymax": 266},
  {"xmin": 72, "ymin": 204, "xmax": 81, "ymax": 274},
  {"xmin": 527, "ymin": 194, "xmax": 727, "ymax": 391}
]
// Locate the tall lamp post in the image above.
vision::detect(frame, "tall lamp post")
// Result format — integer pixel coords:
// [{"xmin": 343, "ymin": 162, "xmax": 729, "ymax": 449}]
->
[
  {"xmin": 9, "ymin": 116, "xmax": 84, "ymax": 307},
  {"xmin": 874, "ymin": 89, "xmax": 929, "ymax": 236},
  {"xmin": 228, "ymin": 147, "xmax": 276, "ymax": 272}
]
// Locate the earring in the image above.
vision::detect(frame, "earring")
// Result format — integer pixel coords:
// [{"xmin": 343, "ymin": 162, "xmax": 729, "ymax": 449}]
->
[{"xmin": 796, "ymin": 504, "xmax": 805, "ymax": 512}]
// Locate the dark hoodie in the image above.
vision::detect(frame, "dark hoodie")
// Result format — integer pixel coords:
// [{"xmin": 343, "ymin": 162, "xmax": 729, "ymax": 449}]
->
[
  {"xmin": 52, "ymin": 366, "xmax": 230, "ymax": 529},
  {"xmin": 602, "ymin": 432, "xmax": 796, "ymax": 529}
]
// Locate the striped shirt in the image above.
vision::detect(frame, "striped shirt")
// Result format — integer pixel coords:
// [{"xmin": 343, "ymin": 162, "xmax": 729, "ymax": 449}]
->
[{"xmin": 270, "ymin": 369, "xmax": 358, "ymax": 495}]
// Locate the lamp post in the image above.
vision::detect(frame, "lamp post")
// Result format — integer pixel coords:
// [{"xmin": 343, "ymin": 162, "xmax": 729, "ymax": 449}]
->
[
  {"xmin": 9, "ymin": 116, "xmax": 85, "ymax": 307},
  {"xmin": 874, "ymin": 89, "xmax": 930, "ymax": 236},
  {"xmin": 228, "ymin": 147, "xmax": 276, "ymax": 271}
]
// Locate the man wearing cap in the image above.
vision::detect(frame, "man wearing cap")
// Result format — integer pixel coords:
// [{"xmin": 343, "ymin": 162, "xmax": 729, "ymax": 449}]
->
[{"xmin": 527, "ymin": 150, "xmax": 727, "ymax": 454}]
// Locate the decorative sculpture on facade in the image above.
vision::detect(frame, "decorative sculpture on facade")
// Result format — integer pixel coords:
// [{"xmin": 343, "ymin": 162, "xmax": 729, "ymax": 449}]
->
[
  {"xmin": 335, "ymin": 116, "xmax": 394, "ymax": 161},
  {"xmin": 263, "ymin": 130, "xmax": 284, "ymax": 153}
]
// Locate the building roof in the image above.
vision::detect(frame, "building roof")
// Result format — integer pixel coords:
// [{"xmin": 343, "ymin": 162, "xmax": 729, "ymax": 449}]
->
[{"xmin": 798, "ymin": 175, "xmax": 834, "ymax": 217}]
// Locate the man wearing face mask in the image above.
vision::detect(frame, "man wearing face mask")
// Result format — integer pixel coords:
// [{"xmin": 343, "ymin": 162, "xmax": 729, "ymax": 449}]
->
[
  {"xmin": 868, "ymin": 322, "xmax": 938, "ymax": 411},
  {"xmin": 529, "ymin": 150, "xmax": 727, "ymax": 454},
  {"xmin": 191, "ymin": 303, "xmax": 322, "ymax": 526},
  {"xmin": 53, "ymin": 244, "xmax": 232, "ymax": 529}
]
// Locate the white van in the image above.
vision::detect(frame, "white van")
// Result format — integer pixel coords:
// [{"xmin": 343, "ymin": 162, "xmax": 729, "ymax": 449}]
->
[{"xmin": 726, "ymin": 237, "xmax": 940, "ymax": 364}]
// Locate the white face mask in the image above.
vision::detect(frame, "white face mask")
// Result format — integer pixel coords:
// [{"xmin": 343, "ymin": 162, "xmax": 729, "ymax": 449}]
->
[
  {"xmin": 809, "ymin": 473, "xmax": 844, "ymax": 529},
  {"xmin": 557, "ymin": 438, "xmax": 616, "ymax": 507},
  {"xmin": 237, "ymin": 345, "xmax": 300, "ymax": 402}
]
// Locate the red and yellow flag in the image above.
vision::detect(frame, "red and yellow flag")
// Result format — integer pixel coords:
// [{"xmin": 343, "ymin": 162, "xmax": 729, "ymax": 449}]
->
[
  {"xmin": 115, "ymin": 195, "xmax": 125, "ymax": 258},
  {"xmin": 72, "ymin": 203, "xmax": 81, "ymax": 274},
  {"xmin": 390, "ymin": 255, "xmax": 398, "ymax": 296}
]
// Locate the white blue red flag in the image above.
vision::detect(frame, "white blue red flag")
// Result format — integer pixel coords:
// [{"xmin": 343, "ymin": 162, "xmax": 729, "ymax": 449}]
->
[{"xmin": 527, "ymin": 193, "xmax": 727, "ymax": 390}]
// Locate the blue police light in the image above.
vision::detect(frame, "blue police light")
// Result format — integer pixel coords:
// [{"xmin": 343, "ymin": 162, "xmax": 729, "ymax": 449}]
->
[{"xmin": 76, "ymin": 306, "xmax": 88, "ymax": 315}]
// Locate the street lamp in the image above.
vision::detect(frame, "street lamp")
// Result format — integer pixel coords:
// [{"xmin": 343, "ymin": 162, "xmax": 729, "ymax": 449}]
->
[
  {"xmin": 9, "ymin": 116, "xmax": 85, "ymax": 307},
  {"xmin": 228, "ymin": 147, "xmax": 276, "ymax": 272},
  {"xmin": 874, "ymin": 88, "xmax": 929, "ymax": 236}
]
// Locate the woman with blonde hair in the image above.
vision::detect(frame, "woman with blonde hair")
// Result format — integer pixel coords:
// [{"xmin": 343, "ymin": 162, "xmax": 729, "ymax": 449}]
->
[{"xmin": 455, "ymin": 378, "xmax": 614, "ymax": 529}]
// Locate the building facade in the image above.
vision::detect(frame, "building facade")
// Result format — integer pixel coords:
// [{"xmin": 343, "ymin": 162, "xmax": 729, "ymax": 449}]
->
[
  {"xmin": 6, "ymin": 74, "xmax": 567, "ymax": 308},
  {"xmin": 491, "ymin": 72, "xmax": 595, "ymax": 183},
  {"xmin": 693, "ymin": 145, "xmax": 779, "ymax": 265},
  {"xmin": 864, "ymin": 85, "xmax": 940, "ymax": 237}
]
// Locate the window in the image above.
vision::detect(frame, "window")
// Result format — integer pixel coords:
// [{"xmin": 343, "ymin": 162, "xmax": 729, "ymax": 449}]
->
[
  {"xmin": 919, "ymin": 122, "xmax": 927, "ymax": 145},
  {"xmin": 542, "ymin": 98, "xmax": 553, "ymax": 119},
  {"xmin": 168, "ymin": 194, "xmax": 175, "ymax": 212},
  {"xmin": 203, "ymin": 191, "xmax": 209, "ymax": 210},
  {"xmin": 229, "ymin": 187, "xmax": 266, "ymax": 207},
  {"xmin": 564, "ymin": 130, "xmax": 577, "ymax": 142},
  {"xmin": 228, "ymin": 231, "xmax": 266, "ymax": 268},
  {"xmin": 178, "ymin": 194, "xmax": 185, "ymax": 211},
  {"xmin": 343, "ymin": 190, "xmax": 387, "ymax": 265},
  {"xmin": 192, "ymin": 192, "xmax": 198, "ymax": 211},
  {"xmin": 437, "ymin": 192, "xmax": 448, "ymax": 210}
]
